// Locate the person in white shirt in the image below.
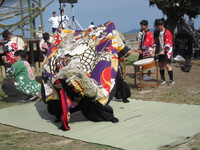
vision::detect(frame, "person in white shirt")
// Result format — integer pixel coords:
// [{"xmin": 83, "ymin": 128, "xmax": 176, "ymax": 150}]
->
[
  {"xmin": 58, "ymin": 9, "xmax": 70, "ymax": 29},
  {"xmin": 36, "ymin": 25, "xmax": 43, "ymax": 38},
  {"xmin": 48, "ymin": 12, "xmax": 59, "ymax": 33},
  {"xmin": 137, "ymin": 29, "xmax": 143, "ymax": 41},
  {"xmin": 88, "ymin": 22, "xmax": 95, "ymax": 29}
]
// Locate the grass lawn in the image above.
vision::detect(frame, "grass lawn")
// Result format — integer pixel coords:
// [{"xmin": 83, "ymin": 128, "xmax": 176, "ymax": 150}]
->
[{"xmin": 0, "ymin": 54, "xmax": 200, "ymax": 150}]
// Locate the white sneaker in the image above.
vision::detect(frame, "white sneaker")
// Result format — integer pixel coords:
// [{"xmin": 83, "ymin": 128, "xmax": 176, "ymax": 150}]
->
[
  {"xmin": 168, "ymin": 80, "xmax": 175, "ymax": 85},
  {"xmin": 143, "ymin": 75, "xmax": 152, "ymax": 81},
  {"xmin": 160, "ymin": 80, "xmax": 166, "ymax": 84}
]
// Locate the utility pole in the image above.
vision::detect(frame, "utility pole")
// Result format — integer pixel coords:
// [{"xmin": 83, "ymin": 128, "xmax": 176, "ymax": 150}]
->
[
  {"xmin": 38, "ymin": 0, "xmax": 44, "ymax": 30},
  {"xmin": 32, "ymin": 2, "xmax": 36, "ymax": 37},
  {"xmin": 28, "ymin": 0, "xmax": 34, "ymax": 37},
  {"xmin": 19, "ymin": 0, "xmax": 24, "ymax": 37}
]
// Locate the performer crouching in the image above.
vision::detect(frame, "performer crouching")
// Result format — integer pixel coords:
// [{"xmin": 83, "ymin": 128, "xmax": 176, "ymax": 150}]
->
[
  {"xmin": 42, "ymin": 64, "xmax": 119, "ymax": 131},
  {"xmin": 2, "ymin": 50, "xmax": 41, "ymax": 102},
  {"xmin": 41, "ymin": 21, "xmax": 125, "ymax": 131}
]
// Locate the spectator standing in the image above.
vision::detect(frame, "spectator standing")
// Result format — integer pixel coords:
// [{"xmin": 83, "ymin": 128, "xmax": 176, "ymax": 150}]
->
[
  {"xmin": 58, "ymin": 9, "xmax": 70, "ymax": 29},
  {"xmin": 48, "ymin": 12, "xmax": 59, "ymax": 33},
  {"xmin": 36, "ymin": 25, "xmax": 43, "ymax": 38},
  {"xmin": 137, "ymin": 20, "xmax": 154, "ymax": 59},
  {"xmin": 136, "ymin": 20, "xmax": 154, "ymax": 80},
  {"xmin": 154, "ymin": 19, "xmax": 174, "ymax": 85},
  {"xmin": 88, "ymin": 22, "xmax": 95, "ymax": 29}
]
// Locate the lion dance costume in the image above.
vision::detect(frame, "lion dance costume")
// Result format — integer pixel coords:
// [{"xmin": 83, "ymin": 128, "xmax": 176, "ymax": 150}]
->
[{"xmin": 41, "ymin": 21, "xmax": 126, "ymax": 130}]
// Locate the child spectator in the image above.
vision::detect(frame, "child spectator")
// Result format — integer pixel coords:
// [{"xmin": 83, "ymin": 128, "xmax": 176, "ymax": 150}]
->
[{"xmin": 41, "ymin": 32, "xmax": 52, "ymax": 56}]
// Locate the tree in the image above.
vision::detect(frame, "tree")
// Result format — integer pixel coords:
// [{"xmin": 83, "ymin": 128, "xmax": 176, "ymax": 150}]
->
[{"xmin": 149, "ymin": 0, "xmax": 200, "ymax": 34}]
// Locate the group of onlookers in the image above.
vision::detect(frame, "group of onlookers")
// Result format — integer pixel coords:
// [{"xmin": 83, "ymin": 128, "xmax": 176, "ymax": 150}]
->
[{"xmin": 48, "ymin": 10, "xmax": 71, "ymax": 33}]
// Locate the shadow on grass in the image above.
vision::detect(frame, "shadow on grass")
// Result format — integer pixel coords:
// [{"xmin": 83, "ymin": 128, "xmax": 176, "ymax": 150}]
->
[
  {"xmin": 0, "ymin": 78, "xmax": 19, "ymax": 108},
  {"xmin": 128, "ymin": 83, "xmax": 142, "ymax": 91}
]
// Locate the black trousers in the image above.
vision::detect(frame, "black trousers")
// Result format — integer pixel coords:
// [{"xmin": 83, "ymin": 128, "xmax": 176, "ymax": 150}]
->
[
  {"xmin": 47, "ymin": 98, "xmax": 116, "ymax": 123},
  {"xmin": 2, "ymin": 82, "xmax": 28, "ymax": 98},
  {"xmin": 52, "ymin": 28, "xmax": 57, "ymax": 33},
  {"xmin": 114, "ymin": 65, "xmax": 131, "ymax": 99},
  {"xmin": 45, "ymin": 80, "xmax": 117, "ymax": 123},
  {"xmin": 76, "ymin": 98, "xmax": 115, "ymax": 122}
]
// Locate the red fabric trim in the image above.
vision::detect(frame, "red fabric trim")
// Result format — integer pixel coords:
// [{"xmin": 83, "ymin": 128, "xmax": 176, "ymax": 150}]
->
[
  {"xmin": 140, "ymin": 30, "xmax": 153, "ymax": 58},
  {"xmin": 55, "ymin": 80, "xmax": 61, "ymax": 84},
  {"xmin": 60, "ymin": 89, "xmax": 70, "ymax": 131},
  {"xmin": 164, "ymin": 30, "xmax": 173, "ymax": 47},
  {"xmin": 140, "ymin": 30, "xmax": 153, "ymax": 49},
  {"xmin": 164, "ymin": 30, "xmax": 173, "ymax": 58}
]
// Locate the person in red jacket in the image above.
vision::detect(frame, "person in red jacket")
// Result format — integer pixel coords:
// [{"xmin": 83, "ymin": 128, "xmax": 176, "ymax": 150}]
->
[
  {"xmin": 136, "ymin": 20, "xmax": 154, "ymax": 80},
  {"xmin": 154, "ymin": 19, "xmax": 174, "ymax": 85},
  {"xmin": 2, "ymin": 30, "xmax": 18, "ymax": 65},
  {"xmin": 137, "ymin": 20, "xmax": 154, "ymax": 59}
]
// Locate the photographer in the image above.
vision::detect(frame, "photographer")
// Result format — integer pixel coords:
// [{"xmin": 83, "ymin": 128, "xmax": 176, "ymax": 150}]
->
[{"xmin": 58, "ymin": 9, "xmax": 71, "ymax": 29}]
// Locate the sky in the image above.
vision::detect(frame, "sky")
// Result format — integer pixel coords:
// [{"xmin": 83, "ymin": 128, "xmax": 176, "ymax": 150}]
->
[
  {"xmin": 1, "ymin": 0, "xmax": 200, "ymax": 37},
  {"xmin": 42, "ymin": 0, "xmax": 164, "ymax": 32}
]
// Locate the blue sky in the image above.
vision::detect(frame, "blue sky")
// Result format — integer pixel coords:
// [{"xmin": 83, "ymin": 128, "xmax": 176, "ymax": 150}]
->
[
  {"xmin": 43, "ymin": 0, "xmax": 163, "ymax": 32},
  {"xmin": 43, "ymin": 0, "xmax": 200, "ymax": 32},
  {"xmin": 1, "ymin": 0, "xmax": 200, "ymax": 37}
]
